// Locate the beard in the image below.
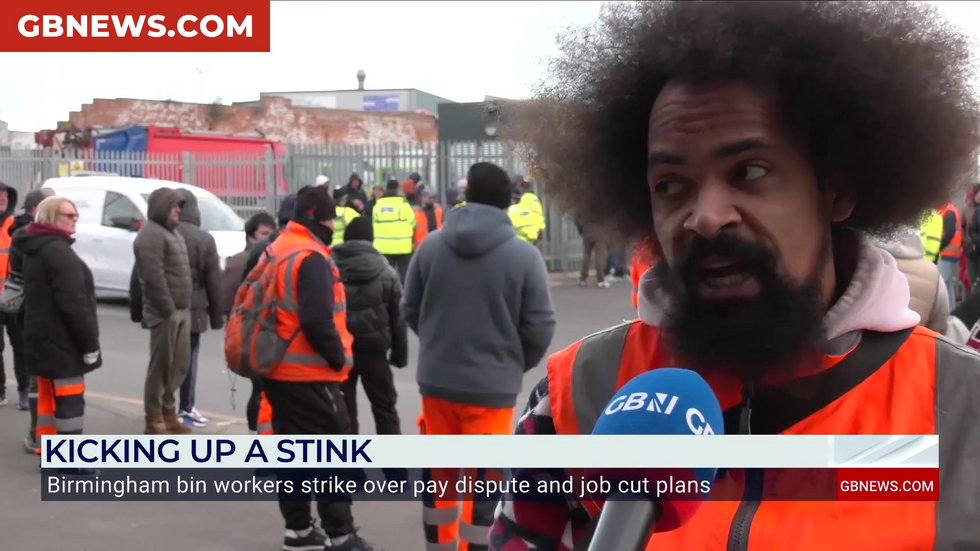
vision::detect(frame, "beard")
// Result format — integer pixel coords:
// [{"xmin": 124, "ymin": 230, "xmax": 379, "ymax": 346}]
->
[{"xmin": 653, "ymin": 231, "xmax": 829, "ymax": 381}]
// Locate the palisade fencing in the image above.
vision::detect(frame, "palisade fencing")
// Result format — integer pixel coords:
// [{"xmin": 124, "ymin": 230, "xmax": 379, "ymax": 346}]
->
[{"xmin": 0, "ymin": 143, "xmax": 584, "ymax": 272}]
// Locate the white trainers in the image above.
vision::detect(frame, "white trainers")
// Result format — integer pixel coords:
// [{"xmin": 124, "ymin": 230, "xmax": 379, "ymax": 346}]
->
[
  {"xmin": 179, "ymin": 408, "xmax": 209, "ymax": 427},
  {"xmin": 597, "ymin": 281, "xmax": 611, "ymax": 289}
]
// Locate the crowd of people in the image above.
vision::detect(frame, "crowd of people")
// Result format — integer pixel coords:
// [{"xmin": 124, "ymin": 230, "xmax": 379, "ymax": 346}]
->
[
  {"xmin": 0, "ymin": 160, "xmax": 557, "ymax": 551},
  {"xmin": 6, "ymin": 2, "xmax": 980, "ymax": 549}
]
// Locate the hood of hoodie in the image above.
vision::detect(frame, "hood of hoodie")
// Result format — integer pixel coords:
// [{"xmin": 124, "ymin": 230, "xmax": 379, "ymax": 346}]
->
[
  {"xmin": 0, "ymin": 184, "xmax": 19, "ymax": 220},
  {"xmin": 875, "ymin": 230, "xmax": 924, "ymax": 260},
  {"xmin": 175, "ymin": 189, "xmax": 201, "ymax": 227},
  {"xmin": 440, "ymin": 203, "xmax": 516, "ymax": 258},
  {"xmin": 332, "ymin": 240, "xmax": 389, "ymax": 283},
  {"xmin": 637, "ymin": 231, "xmax": 921, "ymax": 363},
  {"xmin": 347, "ymin": 173, "xmax": 363, "ymax": 189},
  {"xmin": 12, "ymin": 227, "xmax": 71, "ymax": 257},
  {"xmin": 146, "ymin": 187, "xmax": 182, "ymax": 229},
  {"xmin": 277, "ymin": 194, "xmax": 297, "ymax": 227}
]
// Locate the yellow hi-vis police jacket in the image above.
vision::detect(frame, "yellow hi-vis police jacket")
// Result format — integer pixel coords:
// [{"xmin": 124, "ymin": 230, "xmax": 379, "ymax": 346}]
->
[
  {"xmin": 331, "ymin": 206, "xmax": 360, "ymax": 246},
  {"xmin": 919, "ymin": 210, "xmax": 943, "ymax": 263},
  {"xmin": 518, "ymin": 192, "xmax": 546, "ymax": 237},
  {"xmin": 372, "ymin": 196, "xmax": 415, "ymax": 255},
  {"xmin": 508, "ymin": 204, "xmax": 541, "ymax": 243}
]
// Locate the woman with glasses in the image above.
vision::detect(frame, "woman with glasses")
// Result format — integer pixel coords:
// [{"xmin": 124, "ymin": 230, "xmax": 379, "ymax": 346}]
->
[{"xmin": 13, "ymin": 195, "xmax": 101, "ymax": 474}]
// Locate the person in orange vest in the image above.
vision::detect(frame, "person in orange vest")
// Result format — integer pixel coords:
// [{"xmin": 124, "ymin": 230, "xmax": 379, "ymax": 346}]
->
[
  {"xmin": 489, "ymin": 2, "xmax": 980, "ymax": 549},
  {"xmin": 629, "ymin": 241, "xmax": 657, "ymax": 309},
  {"xmin": 937, "ymin": 201, "xmax": 962, "ymax": 310},
  {"xmin": 0, "ymin": 181, "xmax": 22, "ymax": 407},
  {"xmin": 412, "ymin": 189, "xmax": 443, "ymax": 249},
  {"xmin": 257, "ymin": 185, "xmax": 375, "ymax": 551}
]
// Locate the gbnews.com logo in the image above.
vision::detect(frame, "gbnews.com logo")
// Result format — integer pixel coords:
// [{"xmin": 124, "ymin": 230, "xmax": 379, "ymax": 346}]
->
[
  {"xmin": 18, "ymin": 14, "xmax": 252, "ymax": 39},
  {"xmin": 0, "ymin": 0, "xmax": 270, "ymax": 52},
  {"xmin": 604, "ymin": 391, "xmax": 716, "ymax": 435}
]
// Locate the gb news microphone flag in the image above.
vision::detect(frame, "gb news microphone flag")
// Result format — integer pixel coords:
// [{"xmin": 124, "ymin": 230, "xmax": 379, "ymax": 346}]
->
[{"xmin": 40, "ymin": 434, "xmax": 939, "ymax": 502}]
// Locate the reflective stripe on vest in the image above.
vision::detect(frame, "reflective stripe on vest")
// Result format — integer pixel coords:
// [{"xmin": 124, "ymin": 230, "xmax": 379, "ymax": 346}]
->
[
  {"xmin": 332, "ymin": 207, "xmax": 360, "ymax": 246},
  {"xmin": 265, "ymin": 223, "xmax": 354, "ymax": 383},
  {"xmin": 257, "ymin": 392, "xmax": 274, "ymax": 434},
  {"xmin": 372, "ymin": 196, "xmax": 414, "ymax": 255},
  {"xmin": 938, "ymin": 203, "xmax": 962, "ymax": 259},
  {"xmin": 0, "ymin": 217, "xmax": 14, "ymax": 282},
  {"xmin": 919, "ymin": 211, "xmax": 943, "ymax": 262},
  {"xmin": 546, "ymin": 321, "xmax": 980, "ymax": 548}
]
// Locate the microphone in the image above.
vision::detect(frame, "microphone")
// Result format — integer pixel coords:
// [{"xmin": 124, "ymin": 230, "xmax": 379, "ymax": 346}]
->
[{"xmin": 585, "ymin": 368, "xmax": 724, "ymax": 551}]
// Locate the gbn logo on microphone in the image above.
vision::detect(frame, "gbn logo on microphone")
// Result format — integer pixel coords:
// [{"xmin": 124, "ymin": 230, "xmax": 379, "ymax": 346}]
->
[{"xmin": 603, "ymin": 391, "xmax": 715, "ymax": 435}]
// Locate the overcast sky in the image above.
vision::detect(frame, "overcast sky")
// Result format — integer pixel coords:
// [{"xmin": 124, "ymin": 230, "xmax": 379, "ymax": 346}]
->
[{"xmin": 0, "ymin": 1, "xmax": 975, "ymax": 131}]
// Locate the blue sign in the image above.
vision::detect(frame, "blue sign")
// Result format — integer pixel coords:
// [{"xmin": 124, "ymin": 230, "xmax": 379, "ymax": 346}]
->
[{"xmin": 363, "ymin": 95, "xmax": 399, "ymax": 112}]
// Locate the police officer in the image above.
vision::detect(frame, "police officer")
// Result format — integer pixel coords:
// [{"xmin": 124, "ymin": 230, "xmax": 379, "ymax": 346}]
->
[{"xmin": 371, "ymin": 180, "xmax": 415, "ymax": 282}]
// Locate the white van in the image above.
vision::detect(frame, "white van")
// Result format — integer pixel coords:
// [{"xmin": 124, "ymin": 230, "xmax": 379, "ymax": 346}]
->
[{"xmin": 42, "ymin": 175, "xmax": 247, "ymax": 294}]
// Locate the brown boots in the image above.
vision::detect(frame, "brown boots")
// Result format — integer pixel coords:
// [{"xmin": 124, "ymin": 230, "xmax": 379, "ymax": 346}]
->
[{"xmin": 144, "ymin": 409, "xmax": 191, "ymax": 435}]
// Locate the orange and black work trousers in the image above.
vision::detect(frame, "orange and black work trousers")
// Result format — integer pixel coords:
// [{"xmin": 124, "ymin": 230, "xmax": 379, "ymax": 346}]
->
[
  {"xmin": 419, "ymin": 396, "xmax": 514, "ymax": 551},
  {"xmin": 256, "ymin": 391, "xmax": 274, "ymax": 435},
  {"xmin": 35, "ymin": 375, "xmax": 85, "ymax": 455}
]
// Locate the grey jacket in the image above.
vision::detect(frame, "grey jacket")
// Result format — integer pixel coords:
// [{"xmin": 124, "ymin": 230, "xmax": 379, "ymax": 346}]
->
[
  {"xmin": 132, "ymin": 188, "xmax": 192, "ymax": 325},
  {"xmin": 174, "ymin": 189, "xmax": 223, "ymax": 334},
  {"xmin": 402, "ymin": 202, "xmax": 556, "ymax": 407}
]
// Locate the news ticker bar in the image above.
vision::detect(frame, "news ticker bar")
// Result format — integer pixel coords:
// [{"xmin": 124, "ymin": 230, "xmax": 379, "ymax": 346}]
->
[
  {"xmin": 41, "ymin": 435, "xmax": 939, "ymax": 469},
  {"xmin": 40, "ymin": 467, "xmax": 939, "ymax": 502}
]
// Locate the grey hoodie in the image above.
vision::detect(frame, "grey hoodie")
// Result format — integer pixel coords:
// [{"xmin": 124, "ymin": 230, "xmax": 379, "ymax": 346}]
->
[{"xmin": 401, "ymin": 202, "xmax": 556, "ymax": 408}]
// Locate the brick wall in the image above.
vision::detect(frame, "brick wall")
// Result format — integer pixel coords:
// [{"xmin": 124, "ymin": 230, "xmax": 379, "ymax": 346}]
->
[{"xmin": 65, "ymin": 95, "xmax": 438, "ymax": 144}]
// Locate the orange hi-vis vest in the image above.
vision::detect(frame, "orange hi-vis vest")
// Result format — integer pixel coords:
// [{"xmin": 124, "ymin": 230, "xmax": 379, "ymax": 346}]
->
[
  {"xmin": 547, "ymin": 320, "xmax": 979, "ymax": 550},
  {"xmin": 263, "ymin": 223, "xmax": 354, "ymax": 383},
  {"xmin": 0, "ymin": 217, "xmax": 14, "ymax": 282},
  {"xmin": 412, "ymin": 205, "xmax": 443, "ymax": 250},
  {"xmin": 630, "ymin": 254, "xmax": 653, "ymax": 309},
  {"xmin": 938, "ymin": 202, "xmax": 962, "ymax": 259}
]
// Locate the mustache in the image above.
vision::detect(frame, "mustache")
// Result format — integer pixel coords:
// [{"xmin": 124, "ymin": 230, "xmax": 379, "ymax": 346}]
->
[{"xmin": 674, "ymin": 232, "xmax": 779, "ymax": 283}]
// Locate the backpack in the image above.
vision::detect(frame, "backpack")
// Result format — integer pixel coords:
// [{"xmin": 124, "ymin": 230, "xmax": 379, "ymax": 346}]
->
[
  {"xmin": 224, "ymin": 242, "xmax": 326, "ymax": 377},
  {"xmin": 0, "ymin": 269, "xmax": 25, "ymax": 314}
]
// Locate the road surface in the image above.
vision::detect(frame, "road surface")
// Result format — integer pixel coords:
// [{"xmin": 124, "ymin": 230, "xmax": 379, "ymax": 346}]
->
[{"xmin": 0, "ymin": 278, "xmax": 635, "ymax": 551}]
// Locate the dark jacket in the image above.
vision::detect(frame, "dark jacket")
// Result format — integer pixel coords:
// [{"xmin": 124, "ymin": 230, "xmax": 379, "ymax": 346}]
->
[
  {"xmin": 221, "ymin": 245, "xmax": 251, "ymax": 316},
  {"xmin": 172, "ymin": 189, "xmax": 223, "ymax": 333},
  {"xmin": 402, "ymin": 203, "xmax": 556, "ymax": 408},
  {"xmin": 332, "ymin": 240, "xmax": 408, "ymax": 366},
  {"xmin": 131, "ymin": 188, "xmax": 192, "ymax": 325},
  {"xmin": 7, "ymin": 212, "xmax": 33, "ymax": 279},
  {"xmin": 343, "ymin": 173, "xmax": 369, "ymax": 214},
  {"xmin": 15, "ymin": 224, "xmax": 101, "ymax": 379}
]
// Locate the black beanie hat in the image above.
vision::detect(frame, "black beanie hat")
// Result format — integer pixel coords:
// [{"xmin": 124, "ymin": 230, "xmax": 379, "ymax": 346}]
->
[
  {"xmin": 465, "ymin": 162, "xmax": 512, "ymax": 210},
  {"xmin": 344, "ymin": 215, "xmax": 374, "ymax": 243},
  {"xmin": 293, "ymin": 185, "xmax": 337, "ymax": 222},
  {"xmin": 386, "ymin": 179, "xmax": 400, "ymax": 191}
]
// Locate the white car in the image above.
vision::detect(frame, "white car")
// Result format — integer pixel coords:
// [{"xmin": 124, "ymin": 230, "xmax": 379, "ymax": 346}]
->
[{"xmin": 42, "ymin": 175, "xmax": 247, "ymax": 295}]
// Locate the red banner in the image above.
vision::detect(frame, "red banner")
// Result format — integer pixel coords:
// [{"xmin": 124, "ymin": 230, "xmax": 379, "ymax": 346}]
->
[
  {"xmin": 836, "ymin": 468, "xmax": 939, "ymax": 501},
  {"xmin": 0, "ymin": 0, "xmax": 270, "ymax": 52}
]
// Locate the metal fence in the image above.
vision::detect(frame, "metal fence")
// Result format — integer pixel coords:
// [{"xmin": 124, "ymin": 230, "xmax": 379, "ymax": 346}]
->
[{"xmin": 0, "ymin": 143, "xmax": 586, "ymax": 272}]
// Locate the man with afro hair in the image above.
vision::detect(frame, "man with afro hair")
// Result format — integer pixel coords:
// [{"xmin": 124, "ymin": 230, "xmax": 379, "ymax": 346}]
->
[{"xmin": 492, "ymin": 2, "xmax": 980, "ymax": 549}]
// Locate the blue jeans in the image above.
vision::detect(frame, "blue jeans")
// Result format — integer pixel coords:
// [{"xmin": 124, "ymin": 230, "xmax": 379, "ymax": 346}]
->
[
  {"xmin": 938, "ymin": 257, "xmax": 958, "ymax": 311},
  {"xmin": 179, "ymin": 332, "xmax": 201, "ymax": 412}
]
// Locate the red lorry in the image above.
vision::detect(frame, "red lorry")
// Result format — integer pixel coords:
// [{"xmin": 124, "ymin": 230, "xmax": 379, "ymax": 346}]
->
[{"xmin": 92, "ymin": 125, "xmax": 288, "ymax": 196}]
